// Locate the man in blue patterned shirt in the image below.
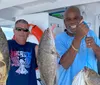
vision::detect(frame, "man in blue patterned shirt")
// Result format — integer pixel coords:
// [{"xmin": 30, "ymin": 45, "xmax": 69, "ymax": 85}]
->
[{"xmin": 6, "ymin": 19, "xmax": 38, "ymax": 85}]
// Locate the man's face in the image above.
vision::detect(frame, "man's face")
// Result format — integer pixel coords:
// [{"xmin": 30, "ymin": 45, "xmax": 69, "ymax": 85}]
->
[
  {"xmin": 64, "ymin": 10, "xmax": 82, "ymax": 34},
  {"xmin": 14, "ymin": 22, "xmax": 29, "ymax": 41}
]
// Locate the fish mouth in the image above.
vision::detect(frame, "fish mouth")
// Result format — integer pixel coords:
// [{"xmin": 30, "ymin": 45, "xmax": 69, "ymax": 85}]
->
[{"xmin": 83, "ymin": 66, "xmax": 88, "ymax": 72}]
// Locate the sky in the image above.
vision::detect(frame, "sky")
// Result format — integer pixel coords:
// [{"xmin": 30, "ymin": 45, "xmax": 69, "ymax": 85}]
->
[{"xmin": 1, "ymin": 27, "xmax": 14, "ymax": 40}]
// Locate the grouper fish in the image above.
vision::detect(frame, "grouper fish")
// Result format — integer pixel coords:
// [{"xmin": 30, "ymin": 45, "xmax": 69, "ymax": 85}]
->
[
  {"xmin": 37, "ymin": 27, "xmax": 57, "ymax": 85},
  {"xmin": 72, "ymin": 67, "xmax": 100, "ymax": 85},
  {"xmin": 0, "ymin": 28, "xmax": 10, "ymax": 85}
]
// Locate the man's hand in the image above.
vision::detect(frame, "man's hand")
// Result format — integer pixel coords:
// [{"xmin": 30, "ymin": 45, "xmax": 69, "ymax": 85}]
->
[
  {"xmin": 75, "ymin": 23, "xmax": 89, "ymax": 40},
  {"xmin": 85, "ymin": 37, "xmax": 96, "ymax": 48}
]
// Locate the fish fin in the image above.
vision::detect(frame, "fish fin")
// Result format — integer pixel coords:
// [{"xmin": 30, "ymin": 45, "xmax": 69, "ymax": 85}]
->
[
  {"xmin": 51, "ymin": 50, "xmax": 56, "ymax": 54},
  {"xmin": 50, "ymin": 24, "xmax": 56, "ymax": 31},
  {"xmin": 37, "ymin": 78, "xmax": 46, "ymax": 85},
  {"xmin": 0, "ymin": 61, "xmax": 7, "ymax": 83},
  {"xmin": 40, "ymin": 74, "xmax": 46, "ymax": 85},
  {"xmin": 51, "ymin": 51, "xmax": 60, "ymax": 58},
  {"xmin": 56, "ymin": 52, "xmax": 60, "ymax": 58},
  {"xmin": 85, "ymin": 81, "xmax": 88, "ymax": 85},
  {"xmin": 51, "ymin": 48, "xmax": 60, "ymax": 58},
  {"xmin": 54, "ymin": 76, "xmax": 57, "ymax": 85}
]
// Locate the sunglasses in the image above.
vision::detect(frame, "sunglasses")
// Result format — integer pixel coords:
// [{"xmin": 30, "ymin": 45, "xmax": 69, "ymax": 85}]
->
[{"xmin": 15, "ymin": 27, "xmax": 29, "ymax": 32}]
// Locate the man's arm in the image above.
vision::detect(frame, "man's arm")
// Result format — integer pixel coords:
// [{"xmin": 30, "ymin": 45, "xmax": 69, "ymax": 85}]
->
[
  {"xmin": 60, "ymin": 23, "xmax": 89, "ymax": 69},
  {"xmin": 85, "ymin": 37, "xmax": 100, "ymax": 61},
  {"xmin": 60, "ymin": 37, "xmax": 81, "ymax": 69},
  {"xmin": 93, "ymin": 45, "xmax": 100, "ymax": 61}
]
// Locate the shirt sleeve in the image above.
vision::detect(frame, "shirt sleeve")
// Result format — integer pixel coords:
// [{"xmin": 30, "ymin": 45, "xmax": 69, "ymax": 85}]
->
[{"xmin": 55, "ymin": 35, "xmax": 67, "ymax": 64}]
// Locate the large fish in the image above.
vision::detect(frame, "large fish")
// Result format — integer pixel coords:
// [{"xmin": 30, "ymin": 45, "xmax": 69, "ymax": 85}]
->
[
  {"xmin": 72, "ymin": 67, "xmax": 100, "ymax": 85},
  {"xmin": 84, "ymin": 67, "xmax": 100, "ymax": 85},
  {"xmin": 37, "ymin": 28, "xmax": 57, "ymax": 85},
  {"xmin": 0, "ymin": 28, "xmax": 10, "ymax": 85}
]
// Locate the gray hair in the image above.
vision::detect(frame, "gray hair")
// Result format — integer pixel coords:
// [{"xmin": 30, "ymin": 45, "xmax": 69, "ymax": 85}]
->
[{"xmin": 15, "ymin": 19, "xmax": 28, "ymax": 25}]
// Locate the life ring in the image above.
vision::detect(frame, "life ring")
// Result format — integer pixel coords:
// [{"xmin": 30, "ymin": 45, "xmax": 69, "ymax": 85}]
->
[
  {"xmin": 27, "ymin": 34, "xmax": 39, "ymax": 45},
  {"xmin": 29, "ymin": 24, "xmax": 43, "ymax": 42}
]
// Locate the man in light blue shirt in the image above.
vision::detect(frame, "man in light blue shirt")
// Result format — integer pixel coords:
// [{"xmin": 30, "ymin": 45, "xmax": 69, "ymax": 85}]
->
[{"xmin": 55, "ymin": 6, "xmax": 100, "ymax": 85}]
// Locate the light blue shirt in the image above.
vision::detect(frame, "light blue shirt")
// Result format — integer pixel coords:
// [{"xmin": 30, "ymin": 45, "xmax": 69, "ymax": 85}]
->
[{"xmin": 55, "ymin": 30, "xmax": 100, "ymax": 85}]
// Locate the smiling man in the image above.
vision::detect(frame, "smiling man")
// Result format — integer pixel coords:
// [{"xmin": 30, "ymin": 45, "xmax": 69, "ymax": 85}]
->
[{"xmin": 55, "ymin": 6, "xmax": 100, "ymax": 85}]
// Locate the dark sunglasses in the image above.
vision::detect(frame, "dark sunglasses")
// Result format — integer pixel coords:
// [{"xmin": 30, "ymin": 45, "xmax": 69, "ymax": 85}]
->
[{"xmin": 15, "ymin": 27, "xmax": 29, "ymax": 32}]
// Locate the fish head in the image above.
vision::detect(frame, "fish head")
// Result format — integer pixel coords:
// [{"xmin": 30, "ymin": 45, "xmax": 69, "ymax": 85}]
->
[
  {"xmin": 83, "ymin": 67, "xmax": 98, "ymax": 78},
  {"xmin": 42, "ymin": 28, "xmax": 55, "ymax": 46}
]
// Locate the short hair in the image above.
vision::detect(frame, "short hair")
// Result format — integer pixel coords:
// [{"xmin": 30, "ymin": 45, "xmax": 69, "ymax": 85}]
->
[
  {"xmin": 64, "ymin": 6, "xmax": 81, "ymax": 19},
  {"xmin": 15, "ymin": 19, "xmax": 28, "ymax": 25}
]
